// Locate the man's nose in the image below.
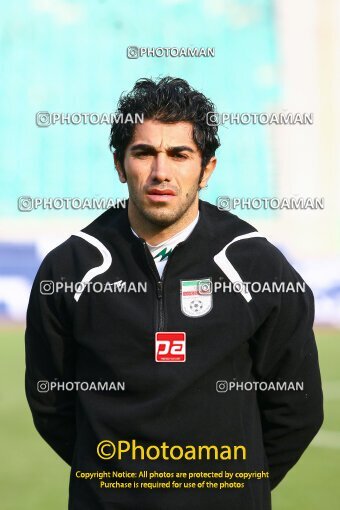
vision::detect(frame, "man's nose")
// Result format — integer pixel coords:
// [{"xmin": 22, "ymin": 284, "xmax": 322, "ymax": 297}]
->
[{"xmin": 150, "ymin": 153, "xmax": 172, "ymax": 181}]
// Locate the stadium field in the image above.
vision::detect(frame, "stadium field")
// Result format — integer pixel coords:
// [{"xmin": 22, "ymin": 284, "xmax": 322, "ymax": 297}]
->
[{"xmin": 0, "ymin": 326, "xmax": 339, "ymax": 509}]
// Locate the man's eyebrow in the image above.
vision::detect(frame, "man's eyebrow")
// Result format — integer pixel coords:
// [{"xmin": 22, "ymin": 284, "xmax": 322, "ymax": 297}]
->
[
  {"xmin": 168, "ymin": 145, "xmax": 195, "ymax": 153},
  {"xmin": 129, "ymin": 144, "xmax": 195, "ymax": 153},
  {"xmin": 129, "ymin": 144, "xmax": 157, "ymax": 152}
]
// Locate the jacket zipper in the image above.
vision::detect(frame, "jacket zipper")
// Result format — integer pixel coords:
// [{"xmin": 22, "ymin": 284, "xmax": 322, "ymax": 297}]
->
[{"xmin": 142, "ymin": 241, "xmax": 180, "ymax": 332}]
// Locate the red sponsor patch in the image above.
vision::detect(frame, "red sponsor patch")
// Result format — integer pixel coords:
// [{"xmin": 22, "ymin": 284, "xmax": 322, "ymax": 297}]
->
[{"xmin": 155, "ymin": 332, "xmax": 186, "ymax": 362}]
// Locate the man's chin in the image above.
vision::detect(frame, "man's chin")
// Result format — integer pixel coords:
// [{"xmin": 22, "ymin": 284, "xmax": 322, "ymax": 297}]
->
[
  {"xmin": 137, "ymin": 200, "xmax": 183, "ymax": 226},
  {"xmin": 142, "ymin": 209, "xmax": 180, "ymax": 228}
]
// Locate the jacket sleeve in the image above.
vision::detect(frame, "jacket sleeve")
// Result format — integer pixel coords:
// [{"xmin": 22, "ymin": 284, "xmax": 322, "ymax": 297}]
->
[
  {"xmin": 249, "ymin": 250, "xmax": 323, "ymax": 490},
  {"xmin": 25, "ymin": 251, "xmax": 77, "ymax": 465}
]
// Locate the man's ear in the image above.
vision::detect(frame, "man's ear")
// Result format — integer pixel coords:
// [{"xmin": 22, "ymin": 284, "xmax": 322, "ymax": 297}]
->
[
  {"xmin": 199, "ymin": 156, "xmax": 217, "ymax": 189},
  {"xmin": 113, "ymin": 153, "xmax": 127, "ymax": 183}
]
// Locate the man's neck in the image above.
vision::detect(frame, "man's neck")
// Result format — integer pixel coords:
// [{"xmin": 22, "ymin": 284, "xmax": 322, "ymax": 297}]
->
[{"xmin": 128, "ymin": 200, "xmax": 199, "ymax": 245}]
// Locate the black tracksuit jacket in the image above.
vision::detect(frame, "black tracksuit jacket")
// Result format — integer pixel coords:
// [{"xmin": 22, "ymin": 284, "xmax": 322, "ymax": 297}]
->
[{"xmin": 25, "ymin": 199, "xmax": 323, "ymax": 509}]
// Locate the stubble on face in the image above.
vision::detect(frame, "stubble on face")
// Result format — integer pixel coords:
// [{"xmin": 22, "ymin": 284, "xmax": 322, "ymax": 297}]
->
[{"xmin": 128, "ymin": 179, "xmax": 200, "ymax": 228}]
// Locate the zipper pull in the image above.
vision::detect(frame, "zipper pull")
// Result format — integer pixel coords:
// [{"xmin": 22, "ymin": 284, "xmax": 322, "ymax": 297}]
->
[{"xmin": 156, "ymin": 281, "xmax": 163, "ymax": 299}]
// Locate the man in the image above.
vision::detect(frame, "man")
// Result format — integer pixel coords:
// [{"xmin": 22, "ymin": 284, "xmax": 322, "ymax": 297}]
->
[{"xmin": 25, "ymin": 77, "xmax": 323, "ymax": 509}]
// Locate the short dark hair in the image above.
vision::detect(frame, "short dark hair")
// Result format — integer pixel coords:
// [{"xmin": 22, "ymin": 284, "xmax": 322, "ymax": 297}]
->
[{"xmin": 109, "ymin": 77, "xmax": 220, "ymax": 171}]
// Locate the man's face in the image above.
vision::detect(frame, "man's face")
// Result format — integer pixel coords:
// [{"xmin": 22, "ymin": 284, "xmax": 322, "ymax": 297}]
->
[{"xmin": 117, "ymin": 120, "xmax": 211, "ymax": 227}]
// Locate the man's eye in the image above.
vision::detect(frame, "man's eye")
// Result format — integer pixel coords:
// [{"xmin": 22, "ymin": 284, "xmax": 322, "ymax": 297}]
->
[
  {"xmin": 173, "ymin": 153, "xmax": 187, "ymax": 159},
  {"xmin": 134, "ymin": 152, "xmax": 150, "ymax": 158}
]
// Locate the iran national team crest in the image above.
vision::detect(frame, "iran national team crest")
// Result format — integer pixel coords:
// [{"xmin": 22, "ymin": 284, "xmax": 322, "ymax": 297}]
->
[{"xmin": 180, "ymin": 278, "xmax": 213, "ymax": 318}]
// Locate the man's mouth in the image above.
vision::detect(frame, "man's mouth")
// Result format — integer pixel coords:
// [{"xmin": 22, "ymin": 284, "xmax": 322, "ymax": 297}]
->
[{"xmin": 146, "ymin": 188, "xmax": 177, "ymax": 202}]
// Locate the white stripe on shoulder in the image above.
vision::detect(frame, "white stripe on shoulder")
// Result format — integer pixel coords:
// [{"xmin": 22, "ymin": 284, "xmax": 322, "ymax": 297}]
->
[
  {"xmin": 213, "ymin": 232, "xmax": 266, "ymax": 303},
  {"xmin": 72, "ymin": 231, "xmax": 112, "ymax": 302}
]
